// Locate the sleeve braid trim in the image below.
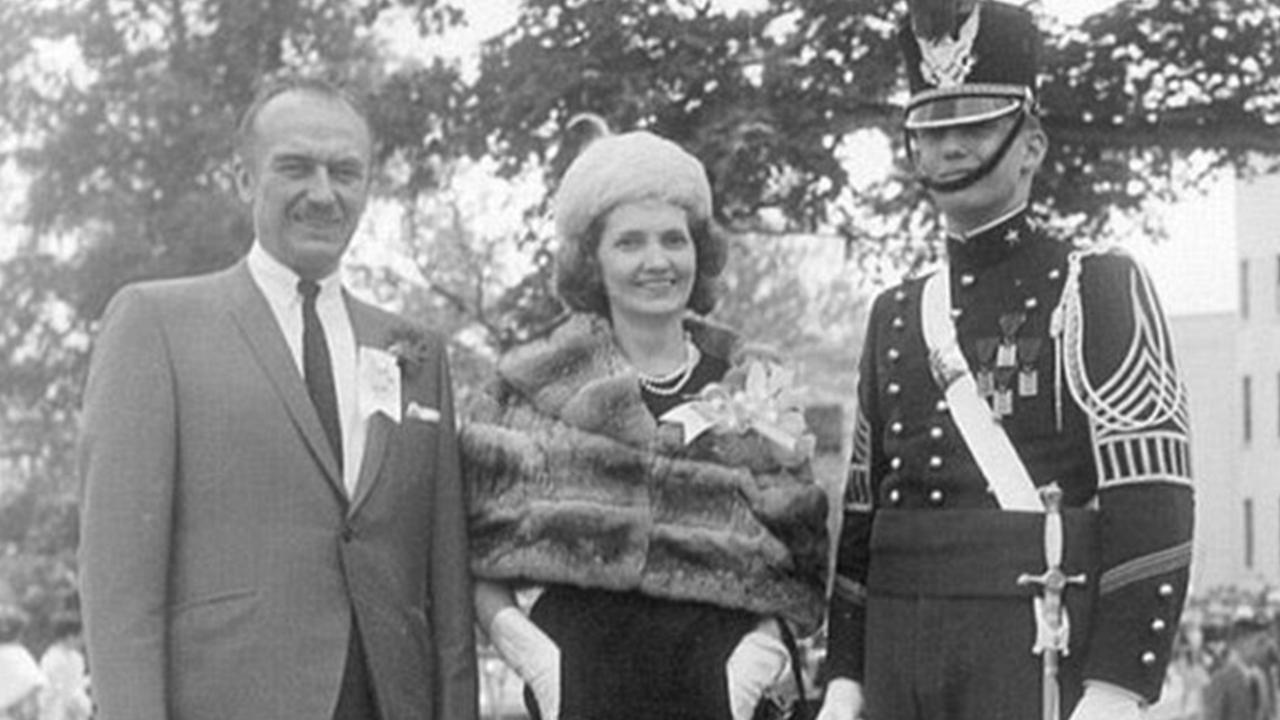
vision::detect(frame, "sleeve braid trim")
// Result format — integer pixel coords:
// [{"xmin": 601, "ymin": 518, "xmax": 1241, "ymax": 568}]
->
[
  {"xmin": 1094, "ymin": 430, "xmax": 1193, "ymax": 488},
  {"xmin": 845, "ymin": 403, "xmax": 873, "ymax": 511},
  {"xmin": 1098, "ymin": 541, "xmax": 1192, "ymax": 596}
]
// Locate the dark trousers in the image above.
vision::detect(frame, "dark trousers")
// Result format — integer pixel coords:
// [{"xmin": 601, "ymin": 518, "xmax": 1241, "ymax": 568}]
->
[
  {"xmin": 333, "ymin": 620, "xmax": 380, "ymax": 720},
  {"xmin": 863, "ymin": 594, "xmax": 1084, "ymax": 720}
]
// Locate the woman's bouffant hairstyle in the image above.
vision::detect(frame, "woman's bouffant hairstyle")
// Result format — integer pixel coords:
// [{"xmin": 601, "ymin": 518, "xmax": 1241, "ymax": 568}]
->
[{"xmin": 552, "ymin": 115, "xmax": 728, "ymax": 317}]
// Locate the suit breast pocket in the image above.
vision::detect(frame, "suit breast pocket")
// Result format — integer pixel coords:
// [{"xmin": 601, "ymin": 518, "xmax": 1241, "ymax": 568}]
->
[{"xmin": 389, "ymin": 411, "xmax": 442, "ymax": 467}]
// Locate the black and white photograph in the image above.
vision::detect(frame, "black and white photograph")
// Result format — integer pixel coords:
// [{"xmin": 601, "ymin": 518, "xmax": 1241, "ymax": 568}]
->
[{"xmin": 0, "ymin": 1, "xmax": 1277, "ymax": 719}]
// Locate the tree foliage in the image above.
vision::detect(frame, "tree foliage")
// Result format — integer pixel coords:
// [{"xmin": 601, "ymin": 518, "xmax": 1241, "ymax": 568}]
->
[
  {"xmin": 1039, "ymin": 0, "xmax": 1280, "ymax": 222},
  {"xmin": 464, "ymin": 0, "xmax": 901, "ymax": 231},
  {"xmin": 463, "ymin": 0, "xmax": 1280, "ymax": 268}
]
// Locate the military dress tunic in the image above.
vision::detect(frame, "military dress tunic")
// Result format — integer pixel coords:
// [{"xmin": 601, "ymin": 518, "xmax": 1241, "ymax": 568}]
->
[{"xmin": 826, "ymin": 210, "xmax": 1195, "ymax": 719}]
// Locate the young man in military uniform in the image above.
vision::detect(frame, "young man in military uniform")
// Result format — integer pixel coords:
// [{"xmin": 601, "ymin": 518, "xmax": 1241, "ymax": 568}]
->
[{"xmin": 817, "ymin": 2, "xmax": 1195, "ymax": 719}]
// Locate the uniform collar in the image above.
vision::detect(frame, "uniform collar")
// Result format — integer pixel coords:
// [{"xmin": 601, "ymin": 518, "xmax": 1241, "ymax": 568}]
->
[{"xmin": 945, "ymin": 205, "xmax": 1035, "ymax": 270}]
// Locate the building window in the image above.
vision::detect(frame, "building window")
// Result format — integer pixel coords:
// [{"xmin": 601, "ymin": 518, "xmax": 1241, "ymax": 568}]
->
[
  {"xmin": 1241, "ymin": 259, "xmax": 1250, "ymax": 318},
  {"xmin": 1244, "ymin": 498, "xmax": 1255, "ymax": 569},
  {"xmin": 1244, "ymin": 375, "xmax": 1252, "ymax": 443}
]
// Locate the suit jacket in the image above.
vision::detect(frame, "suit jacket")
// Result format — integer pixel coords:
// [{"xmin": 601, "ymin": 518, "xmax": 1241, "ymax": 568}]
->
[{"xmin": 77, "ymin": 260, "xmax": 478, "ymax": 720}]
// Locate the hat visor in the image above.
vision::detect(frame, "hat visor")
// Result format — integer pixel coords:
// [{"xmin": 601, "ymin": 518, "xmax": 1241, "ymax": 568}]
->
[{"xmin": 905, "ymin": 92, "xmax": 1028, "ymax": 130}]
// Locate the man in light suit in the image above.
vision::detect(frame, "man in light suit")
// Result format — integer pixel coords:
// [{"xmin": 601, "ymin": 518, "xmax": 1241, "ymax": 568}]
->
[{"xmin": 77, "ymin": 76, "xmax": 478, "ymax": 720}]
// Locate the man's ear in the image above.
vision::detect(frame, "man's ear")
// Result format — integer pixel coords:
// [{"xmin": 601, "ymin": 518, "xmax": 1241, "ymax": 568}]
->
[
  {"xmin": 233, "ymin": 156, "xmax": 254, "ymax": 203},
  {"xmin": 1020, "ymin": 126, "xmax": 1048, "ymax": 177}
]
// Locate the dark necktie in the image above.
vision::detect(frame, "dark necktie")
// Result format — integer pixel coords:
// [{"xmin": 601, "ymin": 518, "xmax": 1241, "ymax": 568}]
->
[{"xmin": 298, "ymin": 279, "xmax": 343, "ymax": 472}]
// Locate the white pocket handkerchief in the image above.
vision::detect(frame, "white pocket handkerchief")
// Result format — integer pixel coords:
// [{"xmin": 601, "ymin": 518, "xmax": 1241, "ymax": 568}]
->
[
  {"xmin": 406, "ymin": 401, "xmax": 440, "ymax": 424},
  {"xmin": 359, "ymin": 346, "xmax": 402, "ymax": 423}
]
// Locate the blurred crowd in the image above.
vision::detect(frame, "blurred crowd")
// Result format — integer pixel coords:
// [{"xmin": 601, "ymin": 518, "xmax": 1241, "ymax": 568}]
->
[
  {"xmin": 1150, "ymin": 587, "xmax": 1280, "ymax": 720},
  {"xmin": 4, "ymin": 580, "xmax": 1278, "ymax": 719}
]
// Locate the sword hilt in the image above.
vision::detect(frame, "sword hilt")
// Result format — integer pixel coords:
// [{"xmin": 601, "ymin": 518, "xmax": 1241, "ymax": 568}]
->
[
  {"xmin": 1040, "ymin": 482, "xmax": 1063, "ymax": 514},
  {"xmin": 1017, "ymin": 569, "xmax": 1087, "ymax": 593}
]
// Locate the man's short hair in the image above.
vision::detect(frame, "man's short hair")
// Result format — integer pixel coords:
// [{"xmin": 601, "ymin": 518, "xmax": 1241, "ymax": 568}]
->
[{"xmin": 234, "ymin": 74, "xmax": 374, "ymax": 162}]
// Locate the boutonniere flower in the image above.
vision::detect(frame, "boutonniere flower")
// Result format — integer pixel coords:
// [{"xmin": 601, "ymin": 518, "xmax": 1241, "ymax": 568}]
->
[
  {"xmin": 661, "ymin": 359, "xmax": 817, "ymax": 469},
  {"xmin": 386, "ymin": 326, "xmax": 432, "ymax": 378}
]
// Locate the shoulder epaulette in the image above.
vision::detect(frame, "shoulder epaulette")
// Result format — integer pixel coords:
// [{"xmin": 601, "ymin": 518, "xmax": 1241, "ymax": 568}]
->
[{"xmin": 1050, "ymin": 247, "xmax": 1192, "ymax": 488}]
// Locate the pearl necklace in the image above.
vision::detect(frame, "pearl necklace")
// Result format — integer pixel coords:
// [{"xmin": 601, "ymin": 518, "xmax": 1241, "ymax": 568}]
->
[{"xmin": 637, "ymin": 336, "xmax": 701, "ymax": 397}]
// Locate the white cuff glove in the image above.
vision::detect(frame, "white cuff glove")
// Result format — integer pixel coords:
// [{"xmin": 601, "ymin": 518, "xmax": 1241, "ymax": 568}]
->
[
  {"xmin": 726, "ymin": 620, "xmax": 791, "ymax": 720},
  {"xmin": 1067, "ymin": 680, "xmax": 1145, "ymax": 720},
  {"xmin": 815, "ymin": 677, "xmax": 864, "ymax": 720},
  {"xmin": 489, "ymin": 607, "xmax": 561, "ymax": 720}
]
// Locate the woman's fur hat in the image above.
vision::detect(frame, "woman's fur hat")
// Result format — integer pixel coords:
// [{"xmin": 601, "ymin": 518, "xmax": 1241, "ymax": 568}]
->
[{"xmin": 553, "ymin": 117, "xmax": 713, "ymax": 251}]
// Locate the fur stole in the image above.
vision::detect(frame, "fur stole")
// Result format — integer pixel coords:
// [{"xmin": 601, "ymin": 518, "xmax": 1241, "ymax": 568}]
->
[{"xmin": 461, "ymin": 313, "xmax": 829, "ymax": 635}]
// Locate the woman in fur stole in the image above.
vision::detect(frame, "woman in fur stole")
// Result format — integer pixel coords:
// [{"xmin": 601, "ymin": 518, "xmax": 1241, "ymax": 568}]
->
[{"xmin": 463, "ymin": 122, "xmax": 829, "ymax": 720}]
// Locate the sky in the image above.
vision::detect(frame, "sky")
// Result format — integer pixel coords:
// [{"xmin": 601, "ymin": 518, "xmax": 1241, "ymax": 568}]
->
[{"xmin": 1130, "ymin": 179, "xmax": 1238, "ymax": 317}]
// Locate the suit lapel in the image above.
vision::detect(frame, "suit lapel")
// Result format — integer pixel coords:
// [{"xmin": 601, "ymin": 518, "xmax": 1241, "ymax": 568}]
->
[
  {"xmin": 346, "ymin": 293, "xmax": 393, "ymax": 516},
  {"xmin": 224, "ymin": 261, "xmax": 344, "ymax": 495},
  {"xmin": 350, "ymin": 414, "xmax": 392, "ymax": 516}
]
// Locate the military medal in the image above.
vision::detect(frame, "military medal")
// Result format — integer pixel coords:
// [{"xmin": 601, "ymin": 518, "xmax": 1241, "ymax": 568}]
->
[
  {"xmin": 996, "ymin": 312, "xmax": 1024, "ymax": 369},
  {"xmin": 996, "ymin": 342, "xmax": 1017, "ymax": 367},
  {"xmin": 993, "ymin": 388, "xmax": 1014, "ymax": 416},
  {"xmin": 998, "ymin": 312, "xmax": 1026, "ymax": 339},
  {"xmin": 977, "ymin": 370, "xmax": 995, "ymax": 397},
  {"xmin": 1016, "ymin": 338, "xmax": 1042, "ymax": 398},
  {"xmin": 1019, "ymin": 368, "xmax": 1038, "ymax": 397},
  {"xmin": 969, "ymin": 311, "xmax": 1043, "ymax": 417},
  {"xmin": 971, "ymin": 338, "xmax": 997, "ymax": 398}
]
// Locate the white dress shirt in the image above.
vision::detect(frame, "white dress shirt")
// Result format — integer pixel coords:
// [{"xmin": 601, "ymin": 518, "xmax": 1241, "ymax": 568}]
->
[{"xmin": 246, "ymin": 244, "xmax": 368, "ymax": 497}]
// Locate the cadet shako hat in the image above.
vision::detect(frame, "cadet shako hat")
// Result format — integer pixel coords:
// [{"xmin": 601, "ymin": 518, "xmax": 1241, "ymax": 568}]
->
[{"xmin": 899, "ymin": 0, "xmax": 1040, "ymax": 130}]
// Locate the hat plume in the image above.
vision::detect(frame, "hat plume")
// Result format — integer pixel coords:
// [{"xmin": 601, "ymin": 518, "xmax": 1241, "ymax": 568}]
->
[{"xmin": 910, "ymin": 0, "xmax": 979, "ymax": 40}]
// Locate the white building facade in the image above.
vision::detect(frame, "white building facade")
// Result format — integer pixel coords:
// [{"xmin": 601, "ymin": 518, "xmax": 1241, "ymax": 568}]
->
[{"xmin": 1172, "ymin": 173, "xmax": 1280, "ymax": 593}]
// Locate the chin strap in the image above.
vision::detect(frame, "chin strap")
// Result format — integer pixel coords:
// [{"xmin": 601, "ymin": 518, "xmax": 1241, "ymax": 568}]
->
[{"xmin": 909, "ymin": 110, "xmax": 1027, "ymax": 194}]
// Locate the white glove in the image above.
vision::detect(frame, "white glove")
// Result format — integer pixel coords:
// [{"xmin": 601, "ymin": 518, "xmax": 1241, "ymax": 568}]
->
[
  {"xmin": 488, "ymin": 607, "xmax": 561, "ymax": 720},
  {"xmin": 726, "ymin": 620, "xmax": 791, "ymax": 720},
  {"xmin": 815, "ymin": 678, "xmax": 864, "ymax": 720},
  {"xmin": 1067, "ymin": 681, "xmax": 1145, "ymax": 720}
]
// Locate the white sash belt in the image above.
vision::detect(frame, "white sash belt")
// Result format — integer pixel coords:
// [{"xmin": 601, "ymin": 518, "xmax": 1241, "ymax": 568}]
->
[{"xmin": 920, "ymin": 270, "xmax": 1043, "ymax": 512}]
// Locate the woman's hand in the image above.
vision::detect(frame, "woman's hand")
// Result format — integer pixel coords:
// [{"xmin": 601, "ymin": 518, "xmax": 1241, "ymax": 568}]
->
[
  {"xmin": 488, "ymin": 606, "xmax": 561, "ymax": 720},
  {"xmin": 1066, "ymin": 681, "xmax": 1143, "ymax": 720},
  {"xmin": 725, "ymin": 618, "xmax": 790, "ymax": 720},
  {"xmin": 815, "ymin": 677, "xmax": 864, "ymax": 720}
]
